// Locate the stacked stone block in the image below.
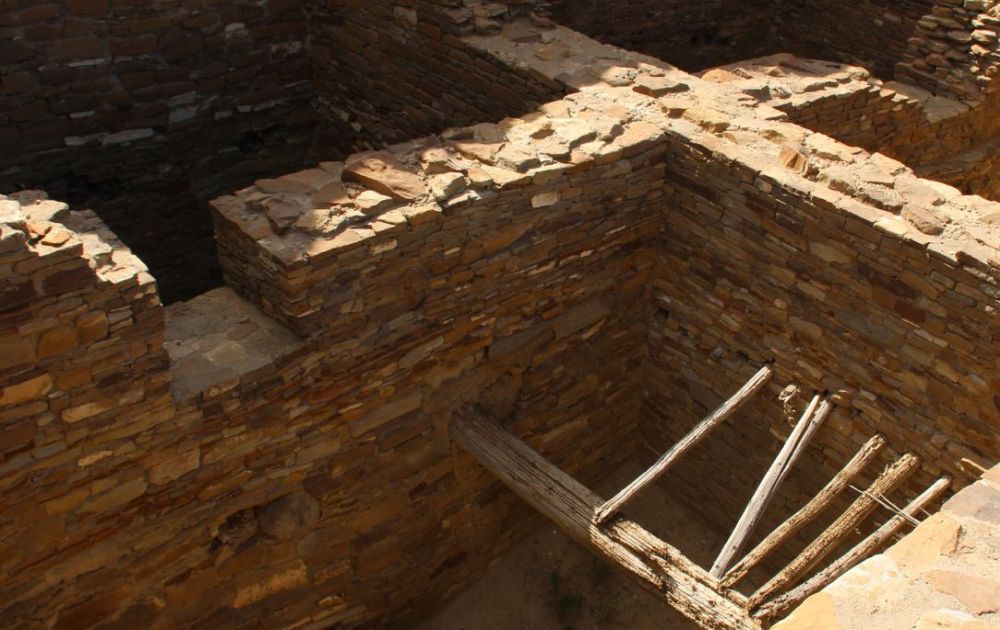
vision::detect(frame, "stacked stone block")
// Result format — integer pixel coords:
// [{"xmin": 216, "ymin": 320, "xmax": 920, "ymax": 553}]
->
[
  {"xmin": 0, "ymin": 0, "xmax": 317, "ymax": 301},
  {"xmin": 1, "ymin": 77, "xmax": 665, "ymax": 626},
  {"xmin": 546, "ymin": 0, "xmax": 781, "ymax": 70},
  {"xmin": 0, "ymin": 191, "xmax": 175, "ymax": 623},
  {"xmin": 0, "ymin": 7, "xmax": 997, "ymax": 630},
  {"xmin": 464, "ymin": 14, "xmax": 998, "ymax": 592},
  {"xmin": 700, "ymin": 54, "xmax": 1000, "ymax": 202},
  {"xmin": 644, "ymin": 123, "xmax": 999, "ymax": 567},
  {"xmin": 896, "ymin": 0, "xmax": 1000, "ymax": 102},
  {"xmin": 774, "ymin": 464, "xmax": 1000, "ymax": 630},
  {"xmin": 772, "ymin": 0, "xmax": 939, "ymax": 79}
]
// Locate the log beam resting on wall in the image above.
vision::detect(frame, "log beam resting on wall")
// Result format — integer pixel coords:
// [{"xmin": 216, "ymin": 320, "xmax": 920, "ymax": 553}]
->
[
  {"xmin": 450, "ymin": 412, "xmax": 761, "ymax": 630},
  {"xmin": 753, "ymin": 476, "xmax": 952, "ymax": 620},
  {"xmin": 721, "ymin": 433, "xmax": 887, "ymax": 588},
  {"xmin": 711, "ymin": 394, "xmax": 834, "ymax": 577},
  {"xmin": 594, "ymin": 364, "xmax": 774, "ymax": 525},
  {"xmin": 748, "ymin": 452, "xmax": 921, "ymax": 609}
]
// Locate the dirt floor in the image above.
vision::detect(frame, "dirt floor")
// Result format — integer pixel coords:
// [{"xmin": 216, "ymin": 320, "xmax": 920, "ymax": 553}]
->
[{"xmin": 416, "ymin": 458, "xmax": 725, "ymax": 630}]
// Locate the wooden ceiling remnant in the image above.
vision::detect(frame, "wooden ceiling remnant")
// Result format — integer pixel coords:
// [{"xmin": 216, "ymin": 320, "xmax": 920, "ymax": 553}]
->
[{"xmin": 451, "ymin": 363, "xmax": 951, "ymax": 628}]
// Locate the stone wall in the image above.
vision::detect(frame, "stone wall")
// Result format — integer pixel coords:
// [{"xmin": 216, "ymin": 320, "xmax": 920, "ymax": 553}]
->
[
  {"xmin": 1, "ymin": 11, "xmax": 998, "ymax": 630},
  {"xmin": 457, "ymin": 13, "xmax": 998, "ymax": 589},
  {"xmin": 0, "ymin": 85, "xmax": 666, "ymax": 625},
  {"xmin": 772, "ymin": 0, "xmax": 937, "ymax": 79},
  {"xmin": 546, "ymin": 0, "xmax": 780, "ymax": 70},
  {"xmin": 800, "ymin": 85, "xmax": 1000, "ymax": 203},
  {"xmin": 641, "ymin": 121, "xmax": 999, "ymax": 570},
  {"xmin": 0, "ymin": 192, "xmax": 176, "ymax": 623},
  {"xmin": 547, "ymin": 0, "xmax": 1000, "ymax": 96},
  {"xmin": 699, "ymin": 55, "xmax": 1000, "ymax": 202},
  {"xmin": 774, "ymin": 464, "xmax": 1000, "ymax": 630},
  {"xmin": 0, "ymin": 0, "xmax": 316, "ymax": 302},
  {"xmin": 0, "ymin": 0, "xmax": 570, "ymax": 304},
  {"xmin": 305, "ymin": 0, "xmax": 565, "ymax": 156},
  {"xmin": 546, "ymin": 0, "xmax": 944, "ymax": 78}
]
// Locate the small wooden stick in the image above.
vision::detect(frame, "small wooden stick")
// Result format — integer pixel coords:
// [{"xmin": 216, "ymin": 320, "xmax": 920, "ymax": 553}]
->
[
  {"xmin": 710, "ymin": 395, "xmax": 831, "ymax": 578},
  {"xmin": 721, "ymin": 434, "xmax": 886, "ymax": 588},
  {"xmin": 754, "ymin": 476, "xmax": 951, "ymax": 620},
  {"xmin": 747, "ymin": 452, "xmax": 920, "ymax": 608},
  {"xmin": 594, "ymin": 364, "xmax": 774, "ymax": 525}
]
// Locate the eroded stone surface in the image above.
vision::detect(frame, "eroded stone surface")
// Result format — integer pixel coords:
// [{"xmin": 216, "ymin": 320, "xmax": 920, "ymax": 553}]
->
[
  {"xmin": 164, "ymin": 287, "xmax": 302, "ymax": 401},
  {"xmin": 1, "ymin": 4, "xmax": 998, "ymax": 630},
  {"xmin": 775, "ymin": 466, "xmax": 1000, "ymax": 630}
]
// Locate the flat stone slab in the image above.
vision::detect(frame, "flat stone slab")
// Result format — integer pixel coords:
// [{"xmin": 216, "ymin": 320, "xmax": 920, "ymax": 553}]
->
[
  {"xmin": 945, "ymin": 480, "xmax": 1000, "ymax": 525},
  {"xmin": 165, "ymin": 287, "xmax": 303, "ymax": 401},
  {"xmin": 775, "ymin": 465, "xmax": 1000, "ymax": 630}
]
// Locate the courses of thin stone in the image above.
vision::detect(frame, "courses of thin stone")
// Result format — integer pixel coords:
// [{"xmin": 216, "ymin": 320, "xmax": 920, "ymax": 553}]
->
[
  {"xmin": 0, "ymin": 4, "xmax": 998, "ymax": 630},
  {"xmin": 700, "ymin": 53, "xmax": 1000, "ymax": 203}
]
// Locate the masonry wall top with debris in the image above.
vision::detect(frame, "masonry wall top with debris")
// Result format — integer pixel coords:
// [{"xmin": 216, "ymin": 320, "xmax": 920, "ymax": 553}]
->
[{"xmin": 0, "ymin": 1, "xmax": 998, "ymax": 628}]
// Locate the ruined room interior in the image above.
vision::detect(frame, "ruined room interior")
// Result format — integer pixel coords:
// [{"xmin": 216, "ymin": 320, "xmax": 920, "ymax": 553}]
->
[{"xmin": 1, "ymin": 1, "xmax": 998, "ymax": 629}]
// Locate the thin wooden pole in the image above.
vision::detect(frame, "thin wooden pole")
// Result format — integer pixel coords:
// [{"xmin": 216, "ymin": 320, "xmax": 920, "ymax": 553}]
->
[
  {"xmin": 710, "ymin": 395, "xmax": 832, "ymax": 578},
  {"xmin": 450, "ymin": 412, "xmax": 760, "ymax": 630},
  {"xmin": 594, "ymin": 364, "xmax": 774, "ymax": 525},
  {"xmin": 747, "ymin": 452, "xmax": 920, "ymax": 608},
  {"xmin": 754, "ymin": 476, "xmax": 951, "ymax": 620},
  {"xmin": 720, "ymin": 434, "xmax": 886, "ymax": 588}
]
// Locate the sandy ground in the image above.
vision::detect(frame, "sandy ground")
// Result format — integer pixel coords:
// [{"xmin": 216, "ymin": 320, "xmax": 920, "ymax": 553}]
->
[{"xmin": 417, "ymin": 458, "xmax": 724, "ymax": 630}]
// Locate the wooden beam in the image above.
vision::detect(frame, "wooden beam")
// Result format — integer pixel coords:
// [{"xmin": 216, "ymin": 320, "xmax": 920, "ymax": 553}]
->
[
  {"xmin": 754, "ymin": 477, "xmax": 951, "ymax": 620},
  {"xmin": 594, "ymin": 364, "xmax": 774, "ymax": 525},
  {"xmin": 720, "ymin": 434, "xmax": 886, "ymax": 588},
  {"xmin": 710, "ymin": 395, "xmax": 833, "ymax": 578},
  {"xmin": 747, "ymin": 452, "xmax": 920, "ymax": 609},
  {"xmin": 450, "ymin": 412, "xmax": 760, "ymax": 630}
]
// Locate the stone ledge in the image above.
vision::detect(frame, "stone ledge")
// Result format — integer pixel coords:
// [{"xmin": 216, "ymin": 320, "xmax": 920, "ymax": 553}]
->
[
  {"xmin": 164, "ymin": 287, "xmax": 304, "ymax": 402},
  {"xmin": 211, "ymin": 20, "xmax": 1000, "ymax": 334}
]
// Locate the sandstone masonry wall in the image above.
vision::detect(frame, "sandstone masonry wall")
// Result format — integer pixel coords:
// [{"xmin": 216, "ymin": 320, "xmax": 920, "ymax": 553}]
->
[
  {"xmin": 0, "ymin": 0, "xmax": 316, "ymax": 302},
  {"xmin": 774, "ymin": 464, "xmax": 1000, "ymax": 630},
  {"xmin": 305, "ymin": 0, "xmax": 565, "ymax": 155},
  {"xmin": 772, "ymin": 0, "xmax": 938, "ymax": 79},
  {"xmin": 0, "ymin": 192, "xmax": 176, "ymax": 624},
  {"xmin": 895, "ymin": 0, "xmax": 1000, "ymax": 102},
  {"xmin": 699, "ymin": 55, "xmax": 1000, "ymax": 202},
  {"xmin": 547, "ymin": 0, "xmax": 942, "ymax": 78},
  {"xmin": 783, "ymin": 85, "xmax": 1000, "ymax": 203},
  {"xmin": 458, "ymin": 14, "xmax": 999, "ymax": 588},
  {"xmin": 642, "ymin": 122, "xmax": 999, "ymax": 571},
  {"xmin": 546, "ymin": 0, "xmax": 780, "ymax": 71},
  {"xmin": 1, "ymin": 85, "xmax": 666, "ymax": 626},
  {"xmin": 1, "ymin": 11, "xmax": 998, "ymax": 630}
]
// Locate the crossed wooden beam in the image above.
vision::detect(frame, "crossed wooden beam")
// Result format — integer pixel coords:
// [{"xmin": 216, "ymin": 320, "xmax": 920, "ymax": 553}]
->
[{"xmin": 452, "ymin": 363, "xmax": 950, "ymax": 628}]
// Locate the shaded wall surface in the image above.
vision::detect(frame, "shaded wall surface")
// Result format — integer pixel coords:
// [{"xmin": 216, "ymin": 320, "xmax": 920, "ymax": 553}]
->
[
  {"xmin": 0, "ymin": 0, "xmax": 317, "ymax": 302},
  {"xmin": 547, "ymin": 0, "xmax": 937, "ymax": 77},
  {"xmin": 547, "ymin": 0, "xmax": 781, "ymax": 70}
]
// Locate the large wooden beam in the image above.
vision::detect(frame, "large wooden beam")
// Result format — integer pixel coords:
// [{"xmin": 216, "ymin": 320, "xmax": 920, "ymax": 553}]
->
[
  {"xmin": 594, "ymin": 364, "xmax": 774, "ymax": 525},
  {"xmin": 747, "ymin": 452, "xmax": 920, "ymax": 609},
  {"xmin": 711, "ymin": 395, "xmax": 833, "ymax": 578},
  {"xmin": 754, "ymin": 476, "xmax": 951, "ymax": 620},
  {"xmin": 720, "ymin": 434, "xmax": 886, "ymax": 588},
  {"xmin": 451, "ymin": 413, "xmax": 760, "ymax": 630}
]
